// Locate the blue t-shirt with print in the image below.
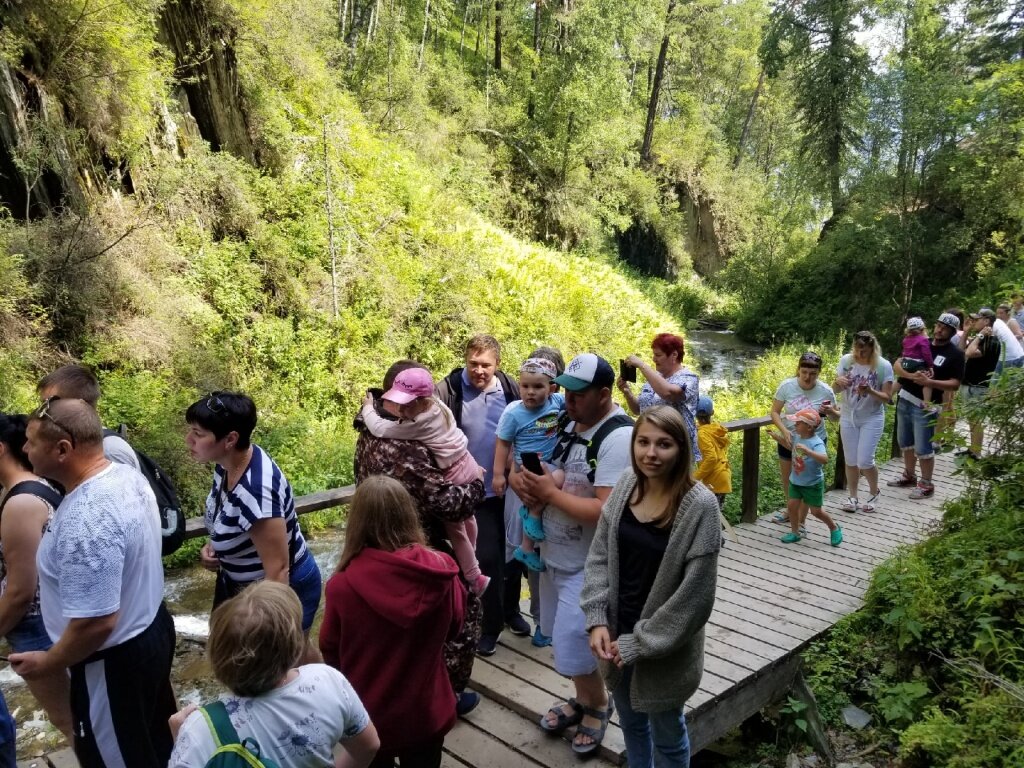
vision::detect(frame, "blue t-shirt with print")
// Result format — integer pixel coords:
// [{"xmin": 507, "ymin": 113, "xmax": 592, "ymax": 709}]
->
[
  {"xmin": 496, "ymin": 393, "xmax": 565, "ymax": 464},
  {"xmin": 789, "ymin": 434, "xmax": 826, "ymax": 487}
]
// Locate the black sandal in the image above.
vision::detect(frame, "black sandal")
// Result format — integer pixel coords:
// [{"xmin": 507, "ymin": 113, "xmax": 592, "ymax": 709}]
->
[
  {"xmin": 539, "ymin": 698, "xmax": 584, "ymax": 733},
  {"xmin": 571, "ymin": 700, "xmax": 614, "ymax": 756}
]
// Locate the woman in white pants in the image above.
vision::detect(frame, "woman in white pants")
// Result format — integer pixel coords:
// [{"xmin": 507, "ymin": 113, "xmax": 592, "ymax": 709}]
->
[{"xmin": 834, "ymin": 332, "xmax": 894, "ymax": 512}]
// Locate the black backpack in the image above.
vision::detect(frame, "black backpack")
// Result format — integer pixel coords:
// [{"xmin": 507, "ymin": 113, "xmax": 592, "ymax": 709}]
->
[
  {"xmin": 103, "ymin": 428, "xmax": 186, "ymax": 556},
  {"xmin": 550, "ymin": 412, "xmax": 635, "ymax": 482}
]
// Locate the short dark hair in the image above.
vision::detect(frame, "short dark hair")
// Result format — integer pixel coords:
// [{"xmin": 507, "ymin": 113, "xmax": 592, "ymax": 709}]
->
[
  {"xmin": 0, "ymin": 414, "xmax": 32, "ymax": 470},
  {"xmin": 185, "ymin": 392, "xmax": 257, "ymax": 449},
  {"xmin": 37, "ymin": 365, "xmax": 101, "ymax": 407}
]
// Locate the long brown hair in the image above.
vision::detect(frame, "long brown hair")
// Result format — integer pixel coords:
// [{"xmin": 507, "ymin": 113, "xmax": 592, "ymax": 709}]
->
[
  {"xmin": 337, "ymin": 475, "xmax": 427, "ymax": 571},
  {"xmin": 630, "ymin": 406, "xmax": 695, "ymax": 526}
]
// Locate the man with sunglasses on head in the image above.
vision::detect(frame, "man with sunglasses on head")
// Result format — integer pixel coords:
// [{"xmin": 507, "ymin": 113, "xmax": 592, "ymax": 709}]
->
[
  {"xmin": 889, "ymin": 313, "xmax": 965, "ymax": 499},
  {"xmin": 36, "ymin": 365, "xmax": 140, "ymax": 472},
  {"xmin": 10, "ymin": 399, "xmax": 176, "ymax": 768}
]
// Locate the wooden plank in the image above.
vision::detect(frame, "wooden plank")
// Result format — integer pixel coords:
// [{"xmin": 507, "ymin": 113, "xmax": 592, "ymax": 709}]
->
[
  {"xmin": 16, "ymin": 760, "xmax": 52, "ymax": 768},
  {"xmin": 743, "ymin": 518, "xmax": 896, "ymax": 566},
  {"xmin": 714, "ymin": 568, "xmax": 847, "ymax": 624},
  {"xmin": 458, "ymin": 696, "xmax": 622, "ymax": 767},
  {"xmin": 714, "ymin": 586, "xmax": 831, "ymax": 635},
  {"xmin": 43, "ymin": 752, "xmax": 78, "ymax": 768},
  {"xmin": 444, "ymin": 717, "xmax": 552, "ymax": 768},
  {"xmin": 687, "ymin": 654, "xmax": 803, "ymax": 754},
  {"xmin": 723, "ymin": 415, "xmax": 773, "ymax": 431},
  {"xmin": 715, "ymin": 556, "xmax": 863, "ymax": 611},
  {"xmin": 468, "ymin": 660, "xmax": 626, "ymax": 764},
  {"xmin": 728, "ymin": 529, "xmax": 876, "ymax": 583},
  {"xmin": 710, "ymin": 600, "xmax": 818, "ymax": 647}
]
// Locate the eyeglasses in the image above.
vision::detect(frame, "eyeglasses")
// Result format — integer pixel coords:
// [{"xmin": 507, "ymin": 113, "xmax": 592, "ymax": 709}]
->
[
  {"xmin": 799, "ymin": 352, "xmax": 823, "ymax": 368},
  {"xmin": 206, "ymin": 394, "xmax": 227, "ymax": 414},
  {"xmin": 33, "ymin": 396, "xmax": 76, "ymax": 447}
]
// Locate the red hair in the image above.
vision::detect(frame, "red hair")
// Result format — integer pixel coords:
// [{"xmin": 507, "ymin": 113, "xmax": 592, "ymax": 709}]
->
[{"xmin": 652, "ymin": 333, "xmax": 685, "ymax": 362}]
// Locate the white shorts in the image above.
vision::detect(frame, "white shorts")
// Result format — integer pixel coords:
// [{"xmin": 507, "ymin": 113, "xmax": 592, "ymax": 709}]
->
[{"xmin": 538, "ymin": 565, "xmax": 596, "ymax": 677}]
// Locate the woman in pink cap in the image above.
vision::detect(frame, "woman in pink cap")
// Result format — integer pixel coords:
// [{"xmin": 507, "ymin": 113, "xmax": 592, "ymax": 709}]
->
[{"xmin": 360, "ymin": 368, "xmax": 489, "ymax": 595}]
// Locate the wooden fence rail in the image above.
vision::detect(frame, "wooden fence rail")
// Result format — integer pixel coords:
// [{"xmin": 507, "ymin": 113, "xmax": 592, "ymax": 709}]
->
[{"xmin": 184, "ymin": 411, "xmax": 867, "ymax": 537}]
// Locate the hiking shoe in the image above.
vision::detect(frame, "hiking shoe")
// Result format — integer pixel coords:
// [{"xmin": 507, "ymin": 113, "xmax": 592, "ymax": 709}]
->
[
  {"xmin": 887, "ymin": 472, "xmax": 917, "ymax": 487},
  {"xmin": 476, "ymin": 634, "xmax": 499, "ymax": 657},
  {"xmin": 531, "ymin": 626, "xmax": 552, "ymax": 648},
  {"xmin": 780, "ymin": 532, "xmax": 802, "ymax": 544},
  {"xmin": 506, "ymin": 614, "xmax": 531, "ymax": 636},
  {"xmin": 909, "ymin": 481, "xmax": 935, "ymax": 499},
  {"xmin": 830, "ymin": 526, "xmax": 843, "ymax": 547},
  {"xmin": 456, "ymin": 691, "xmax": 481, "ymax": 716}
]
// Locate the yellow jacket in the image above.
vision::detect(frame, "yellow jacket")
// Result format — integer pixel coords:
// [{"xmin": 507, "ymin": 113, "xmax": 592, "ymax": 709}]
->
[{"xmin": 694, "ymin": 422, "xmax": 732, "ymax": 494}]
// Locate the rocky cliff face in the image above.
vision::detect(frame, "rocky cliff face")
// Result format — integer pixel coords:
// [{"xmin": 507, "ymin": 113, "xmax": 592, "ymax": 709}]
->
[{"xmin": 158, "ymin": 0, "xmax": 257, "ymax": 165}]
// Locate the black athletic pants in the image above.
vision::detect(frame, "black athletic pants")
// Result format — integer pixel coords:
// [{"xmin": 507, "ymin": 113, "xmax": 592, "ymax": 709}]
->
[
  {"xmin": 69, "ymin": 603, "xmax": 176, "ymax": 768},
  {"xmin": 475, "ymin": 496, "xmax": 506, "ymax": 636}
]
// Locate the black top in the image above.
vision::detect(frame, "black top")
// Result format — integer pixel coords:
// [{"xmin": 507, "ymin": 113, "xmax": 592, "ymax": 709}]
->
[
  {"xmin": 963, "ymin": 335, "xmax": 1001, "ymax": 387},
  {"xmin": 897, "ymin": 341, "xmax": 965, "ymax": 403},
  {"xmin": 616, "ymin": 505, "xmax": 672, "ymax": 636}
]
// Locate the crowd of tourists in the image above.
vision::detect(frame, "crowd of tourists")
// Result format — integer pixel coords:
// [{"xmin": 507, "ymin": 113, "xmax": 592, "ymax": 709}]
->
[{"xmin": 0, "ymin": 301, "xmax": 1018, "ymax": 768}]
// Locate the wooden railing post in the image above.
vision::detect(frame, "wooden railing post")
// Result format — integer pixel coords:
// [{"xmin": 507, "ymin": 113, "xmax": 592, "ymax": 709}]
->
[{"xmin": 741, "ymin": 425, "xmax": 760, "ymax": 523}]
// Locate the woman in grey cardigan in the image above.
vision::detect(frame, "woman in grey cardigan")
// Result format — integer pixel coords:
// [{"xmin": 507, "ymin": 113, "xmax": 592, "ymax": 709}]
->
[{"xmin": 581, "ymin": 406, "xmax": 721, "ymax": 767}]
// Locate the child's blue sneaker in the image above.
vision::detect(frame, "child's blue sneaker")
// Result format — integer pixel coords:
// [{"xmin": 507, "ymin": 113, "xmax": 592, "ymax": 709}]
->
[
  {"xmin": 513, "ymin": 546, "xmax": 546, "ymax": 572},
  {"xmin": 531, "ymin": 626, "xmax": 552, "ymax": 648}
]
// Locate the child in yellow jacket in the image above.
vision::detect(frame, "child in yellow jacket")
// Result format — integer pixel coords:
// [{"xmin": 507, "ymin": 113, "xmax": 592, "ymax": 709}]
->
[{"xmin": 694, "ymin": 396, "xmax": 732, "ymax": 510}]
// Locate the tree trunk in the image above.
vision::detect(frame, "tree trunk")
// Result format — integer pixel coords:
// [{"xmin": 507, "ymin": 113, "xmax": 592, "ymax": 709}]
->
[
  {"xmin": 418, "ymin": 0, "xmax": 431, "ymax": 70},
  {"xmin": 459, "ymin": 0, "xmax": 471, "ymax": 59},
  {"xmin": 339, "ymin": 0, "xmax": 349, "ymax": 39},
  {"xmin": 733, "ymin": 69, "xmax": 764, "ymax": 169},
  {"xmin": 527, "ymin": 0, "xmax": 542, "ymax": 119},
  {"xmin": 641, "ymin": 0, "xmax": 675, "ymax": 165},
  {"xmin": 494, "ymin": 1, "xmax": 503, "ymax": 70},
  {"xmin": 322, "ymin": 118, "xmax": 339, "ymax": 320}
]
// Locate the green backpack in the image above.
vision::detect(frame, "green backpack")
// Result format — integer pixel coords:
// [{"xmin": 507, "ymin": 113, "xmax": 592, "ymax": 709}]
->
[{"xmin": 200, "ymin": 701, "xmax": 280, "ymax": 768}]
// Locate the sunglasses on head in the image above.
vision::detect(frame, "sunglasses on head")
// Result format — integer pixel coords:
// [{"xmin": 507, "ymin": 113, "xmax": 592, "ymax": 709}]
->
[
  {"xmin": 854, "ymin": 332, "xmax": 874, "ymax": 344},
  {"xmin": 206, "ymin": 393, "xmax": 227, "ymax": 414},
  {"xmin": 33, "ymin": 396, "xmax": 76, "ymax": 447},
  {"xmin": 799, "ymin": 353, "xmax": 822, "ymax": 368}
]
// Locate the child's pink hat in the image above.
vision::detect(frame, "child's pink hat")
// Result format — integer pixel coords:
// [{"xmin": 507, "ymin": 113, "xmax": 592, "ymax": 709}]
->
[
  {"xmin": 383, "ymin": 368, "xmax": 435, "ymax": 404},
  {"xmin": 786, "ymin": 408, "xmax": 821, "ymax": 428}
]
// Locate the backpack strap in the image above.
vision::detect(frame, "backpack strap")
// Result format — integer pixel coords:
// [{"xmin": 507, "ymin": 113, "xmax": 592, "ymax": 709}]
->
[
  {"xmin": 584, "ymin": 414, "xmax": 634, "ymax": 483},
  {"xmin": 0, "ymin": 481, "xmax": 63, "ymax": 519},
  {"xmin": 201, "ymin": 700, "xmax": 241, "ymax": 749}
]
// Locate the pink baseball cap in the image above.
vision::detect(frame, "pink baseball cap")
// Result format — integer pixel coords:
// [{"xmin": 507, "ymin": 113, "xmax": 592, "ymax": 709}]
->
[
  {"xmin": 383, "ymin": 367, "xmax": 435, "ymax": 404},
  {"xmin": 786, "ymin": 408, "xmax": 822, "ymax": 428}
]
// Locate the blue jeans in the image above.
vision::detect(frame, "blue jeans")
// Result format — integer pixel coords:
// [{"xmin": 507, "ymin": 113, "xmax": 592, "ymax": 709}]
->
[
  {"xmin": 995, "ymin": 356, "xmax": 1024, "ymax": 375},
  {"xmin": 896, "ymin": 394, "xmax": 936, "ymax": 458},
  {"xmin": 0, "ymin": 689, "xmax": 15, "ymax": 768},
  {"xmin": 612, "ymin": 666, "xmax": 691, "ymax": 768}
]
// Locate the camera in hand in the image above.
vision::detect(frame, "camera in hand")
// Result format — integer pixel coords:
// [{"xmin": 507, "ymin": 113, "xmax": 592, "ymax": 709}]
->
[{"xmin": 521, "ymin": 452, "xmax": 544, "ymax": 475}]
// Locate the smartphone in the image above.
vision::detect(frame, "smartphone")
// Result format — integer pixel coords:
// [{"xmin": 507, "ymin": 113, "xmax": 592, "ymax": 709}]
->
[
  {"xmin": 619, "ymin": 359, "xmax": 637, "ymax": 383},
  {"xmin": 521, "ymin": 452, "xmax": 544, "ymax": 475},
  {"xmin": 0, "ymin": 655, "xmax": 8, "ymax": 662}
]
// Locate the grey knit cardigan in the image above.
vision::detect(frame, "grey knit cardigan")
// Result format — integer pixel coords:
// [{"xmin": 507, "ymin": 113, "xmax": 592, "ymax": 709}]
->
[{"xmin": 580, "ymin": 470, "xmax": 721, "ymax": 712}]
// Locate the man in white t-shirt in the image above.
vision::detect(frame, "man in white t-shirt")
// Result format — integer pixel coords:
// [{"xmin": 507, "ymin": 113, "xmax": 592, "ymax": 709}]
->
[
  {"xmin": 10, "ymin": 399, "xmax": 175, "ymax": 768},
  {"xmin": 36, "ymin": 365, "xmax": 142, "ymax": 471},
  {"xmin": 514, "ymin": 353, "xmax": 632, "ymax": 757}
]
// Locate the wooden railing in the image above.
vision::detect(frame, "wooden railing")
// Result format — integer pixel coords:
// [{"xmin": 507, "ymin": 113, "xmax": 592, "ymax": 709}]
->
[{"xmin": 183, "ymin": 413, "xmax": 860, "ymax": 537}]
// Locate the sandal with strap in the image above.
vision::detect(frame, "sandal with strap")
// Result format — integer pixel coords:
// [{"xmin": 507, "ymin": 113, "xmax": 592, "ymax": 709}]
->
[
  {"xmin": 572, "ymin": 700, "xmax": 615, "ymax": 756},
  {"xmin": 540, "ymin": 698, "xmax": 584, "ymax": 734},
  {"xmin": 860, "ymin": 491, "xmax": 880, "ymax": 513},
  {"xmin": 840, "ymin": 497, "xmax": 859, "ymax": 512},
  {"xmin": 770, "ymin": 511, "xmax": 789, "ymax": 524}
]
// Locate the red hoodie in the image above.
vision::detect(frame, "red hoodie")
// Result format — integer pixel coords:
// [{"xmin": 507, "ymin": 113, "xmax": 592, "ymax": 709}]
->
[{"xmin": 319, "ymin": 545, "xmax": 466, "ymax": 753}]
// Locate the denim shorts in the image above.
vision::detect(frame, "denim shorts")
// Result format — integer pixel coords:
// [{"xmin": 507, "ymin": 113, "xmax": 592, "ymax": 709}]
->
[
  {"xmin": 214, "ymin": 553, "xmax": 323, "ymax": 631},
  {"xmin": 896, "ymin": 395, "xmax": 936, "ymax": 458},
  {"xmin": 6, "ymin": 612, "xmax": 53, "ymax": 653},
  {"xmin": 538, "ymin": 565, "xmax": 596, "ymax": 677}
]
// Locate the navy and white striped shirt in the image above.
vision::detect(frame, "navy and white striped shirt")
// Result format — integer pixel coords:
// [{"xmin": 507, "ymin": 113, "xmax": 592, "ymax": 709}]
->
[{"xmin": 204, "ymin": 445, "xmax": 309, "ymax": 582}]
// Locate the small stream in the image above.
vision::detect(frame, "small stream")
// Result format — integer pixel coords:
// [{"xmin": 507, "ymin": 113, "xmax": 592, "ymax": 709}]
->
[{"xmin": 2, "ymin": 328, "xmax": 764, "ymax": 757}]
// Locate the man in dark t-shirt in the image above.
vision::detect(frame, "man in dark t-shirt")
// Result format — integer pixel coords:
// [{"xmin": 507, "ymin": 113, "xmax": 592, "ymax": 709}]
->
[
  {"xmin": 889, "ymin": 313, "xmax": 965, "ymax": 499},
  {"xmin": 957, "ymin": 312, "xmax": 1002, "ymax": 459}
]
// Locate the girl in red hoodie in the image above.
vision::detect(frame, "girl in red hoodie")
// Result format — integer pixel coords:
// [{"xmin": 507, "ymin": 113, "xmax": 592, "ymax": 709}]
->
[{"xmin": 320, "ymin": 476, "xmax": 467, "ymax": 768}]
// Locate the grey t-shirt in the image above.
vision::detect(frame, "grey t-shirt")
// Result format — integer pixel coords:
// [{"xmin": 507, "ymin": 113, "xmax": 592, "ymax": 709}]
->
[
  {"xmin": 544, "ymin": 407, "xmax": 632, "ymax": 571},
  {"xmin": 103, "ymin": 433, "xmax": 141, "ymax": 471}
]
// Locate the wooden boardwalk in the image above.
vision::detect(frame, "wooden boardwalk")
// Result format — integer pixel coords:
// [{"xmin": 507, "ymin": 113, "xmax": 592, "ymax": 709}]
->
[
  {"xmin": 446, "ymin": 450, "xmax": 963, "ymax": 767},
  {"xmin": 19, "ymin": 451, "xmax": 964, "ymax": 768}
]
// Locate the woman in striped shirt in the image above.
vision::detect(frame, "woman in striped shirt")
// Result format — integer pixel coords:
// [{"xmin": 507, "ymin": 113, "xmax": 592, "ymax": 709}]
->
[{"xmin": 185, "ymin": 392, "xmax": 322, "ymax": 662}]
